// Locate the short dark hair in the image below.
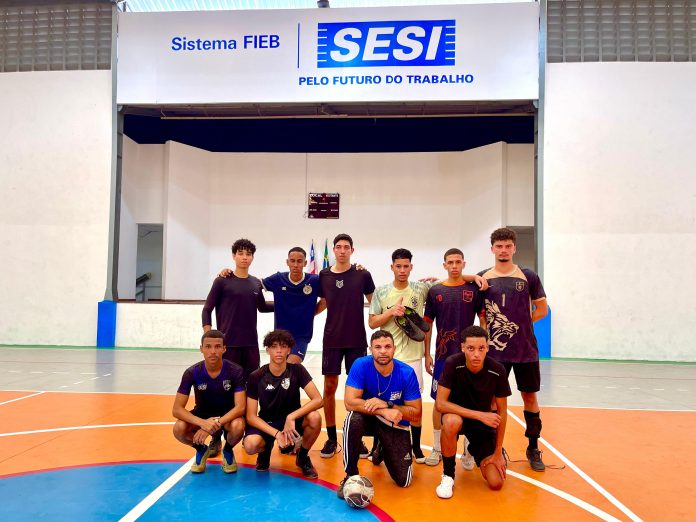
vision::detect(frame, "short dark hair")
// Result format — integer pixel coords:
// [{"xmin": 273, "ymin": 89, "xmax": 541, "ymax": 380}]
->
[
  {"xmin": 263, "ymin": 329, "xmax": 296, "ymax": 349},
  {"xmin": 231, "ymin": 238, "xmax": 256, "ymax": 255},
  {"xmin": 333, "ymin": 233, "xmax": 353, "ymax": 247},
  {"xmin": 288, "ymin": 246, "xmax": 306, "ymax": 258},
  {"xmin": 490, "ymin": 228, "xmax": 516, "ymax": 245},
  {"xmin": 443, "ymin": 248, "xmax": 464, "ymax": 260},
  {"xmin": 391, "ymin": 248, "xmax": 412, "ymax": 262},
  {"xmin": 370, "ymin": 329, "xmax": 394, "ymax": 344},
  {"xmin": 461, "ymin": 325, "xmax": 489, "ymax": 342},
  {"xmin": 201, "ymin": 329, "xmax": 225, "ymax": 345}
]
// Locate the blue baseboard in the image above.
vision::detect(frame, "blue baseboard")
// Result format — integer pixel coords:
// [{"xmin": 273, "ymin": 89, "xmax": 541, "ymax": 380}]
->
[
  {"xmin": 533, "ymin": 306, "xmax": 552, "ymax": 359},
  {"xmin": 97, "ymin": 300, "xmax": 117, "ymax": 348}
]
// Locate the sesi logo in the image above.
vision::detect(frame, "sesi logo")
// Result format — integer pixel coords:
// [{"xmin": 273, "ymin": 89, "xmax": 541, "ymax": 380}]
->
[{"xmin": 317, "ymin": 20, "xmax": 455, "ymax": 68}]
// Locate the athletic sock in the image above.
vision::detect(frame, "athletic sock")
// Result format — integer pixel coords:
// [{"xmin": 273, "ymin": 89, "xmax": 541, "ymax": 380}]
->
[
  {"xmin": 223, "ymin": 441, "xmax": 233, "ymax": 454},
  {"xmin": 297, "ymin": 446, "xmax": 309, "ymax": 462},
  {"xmin": 193, "ymin": 443, "xmax": 207, "ymax": 453},
  {"xmin": 327, "ymin": 425, "xmax": 337, "ymax": 441},
  {"xmin": 443, "ymin": 455, "xmax": 456, "ymax": 479},
  {"xmin": 433, "ymin": 429, "xmax": 441, "ymax": 452},
  {"xmin": 411, "ymin": 425, "xmax": 422, "ymax": 450},
  {"xmin": 523, "ymin": 410, "xmax": 541, "ymax": 450}
]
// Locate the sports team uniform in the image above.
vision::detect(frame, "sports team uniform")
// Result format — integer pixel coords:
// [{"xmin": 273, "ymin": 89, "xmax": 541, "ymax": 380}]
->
[
  {"xmin": 424, "ymin": 282, "xmax": 484, "ymax": 399},
  {"xmin": 177, "ymin": 359, "xmax": 246, "ymax": 420},
  {"xmin": 202, "ymin": 274, "xmax": 274, "ymax": 382},
  {"xmin": 318, "ymin": 266, "xmax": 375, "ymax": 375},
  {"xmin": 262, "ymin": 272, "xmax": 321, "ymax": 360},
  {"xmin": 343, "ymin": 356, "xmax": 421, "ymax": 487},
  {"xmin": 245, "ymin": 363, "xmax": 313, "ymax": 443},
  {"xmin": 479, "ymin": 266, "xmax": 546, "ymax": 392},
  {"xmin": 438, "ymin": 354, "xmax": 511, "ymax": 465},
  {"xmin": 370, "ymin": 281, "xmax": 431, "ymax": 390}
]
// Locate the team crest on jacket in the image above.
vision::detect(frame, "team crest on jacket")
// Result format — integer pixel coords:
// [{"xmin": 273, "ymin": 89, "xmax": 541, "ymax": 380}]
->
[
  {"xmin": 462, "ymin": 290, "xmax": 473, "ymax": 302},
  {"xmin": 223, "ymin": 380, "xmax": 231, "ymax": 391},
  {"xmin": 197, "ymin": 384, "xmax": 207, "ymax": 391},
  {"xmin": 303, "ymin": 284, "xmax": 312, "ymax": 295},
  {"xmin": 281, "ymin": 377, "xmax": 290, "ymax": 390},
  {"xmin": 515, "ymin": 281, "xmax": 525, "ymax": 292},
  {"xmin": 336, "ymin": 280, "xmax": 344, "ymax": 288}
]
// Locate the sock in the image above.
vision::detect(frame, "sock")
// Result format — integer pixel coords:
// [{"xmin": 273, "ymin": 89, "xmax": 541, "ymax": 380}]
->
[
  {"xmin": 433, "ymin": 429, "xmax": 441, "ymax": 452},
  {"xmin": 523, "ymin": 410, "xmax": 541, "ymax": 450},
  {"xmin": 327, "ymin": 425, "xmax": 337, "ymax": 441},
  {"xmin": 223, "ymin": 441, "xmax": 233, "ymax": 454},
  {"xmin": 193, "ymin": 443, "xmax": 207, "ymax": 453},
  {"xmin": 298, "ymin": 446, "xmax": 309, "ymax": 462},
  {"xmin": 411, "ymin": 425, "xmax": 422, "ymax": 452},
  {"xmin": 443, "ymin": 455, "xmax": 456, "ymax": 479}
]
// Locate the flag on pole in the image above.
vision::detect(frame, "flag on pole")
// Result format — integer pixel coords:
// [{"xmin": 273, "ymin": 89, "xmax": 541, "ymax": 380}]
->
[
  {"xmin": 323, "ymin": 238, "xmax": 330, "ymax": 269},
  {"xmin": 308, "ymin": 240, "xmax": 317, "ymax": 274}
]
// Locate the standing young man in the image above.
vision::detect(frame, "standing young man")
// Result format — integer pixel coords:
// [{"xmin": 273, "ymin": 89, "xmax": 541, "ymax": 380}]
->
[
  {"xmin": 435, "ymin": 325, "xmax": 510, "ymax": 498},
  {"xmin": 172, "ymin": 330, "xmax": 246, "ymax": 474},
  {"xmin": 202, "ymin": 238, "xmax": 274, "ymax": 383},
  {"xmin": 423, "ymin": 248, "xmax": 485, "ymax": 469},
  {"xmin": 244, "ymin": 329, "xmax": 323, "ymax": 478},
  {"xmin": 368, "ymin": 248, "xmax": 433, "ymax": 462},
  {"xmin": 479, "ymin": 227, "xmax": 548, "ymax": 471},
  {"xmin": 318, "ymin": 233, "xmax": 375, "ymax": 458},
  {"xmin": 338, "ymin": 330, "xmax": 422, "ymax": 497}
]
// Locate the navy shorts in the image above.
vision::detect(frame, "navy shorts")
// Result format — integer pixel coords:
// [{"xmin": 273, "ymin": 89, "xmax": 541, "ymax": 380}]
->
[{"xmin": 291, "ymin": 339, "xmax": 310, "ymax": 360}]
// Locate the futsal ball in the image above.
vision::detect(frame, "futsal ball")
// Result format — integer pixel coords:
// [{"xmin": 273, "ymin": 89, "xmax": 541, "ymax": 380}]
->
[{"xmin": 343, "ymin": 475, "xmax": 375, "ymax": 509}]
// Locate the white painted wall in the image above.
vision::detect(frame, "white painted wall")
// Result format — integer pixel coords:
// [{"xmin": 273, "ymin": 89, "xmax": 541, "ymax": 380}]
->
[
  {"xmin": 116, "ymin": 141, "xmax": 533, "ymax": 348},
  {"xmin": 544, "ymin": 62, "xmax": 696, "ymax": 361},
  {"xmin": 0, "ymin": 70, "xmax": 112, "ymax": 345},
  {"xmin": 506, "ymin": 143, "xmax": 535, "ymax": 226}
]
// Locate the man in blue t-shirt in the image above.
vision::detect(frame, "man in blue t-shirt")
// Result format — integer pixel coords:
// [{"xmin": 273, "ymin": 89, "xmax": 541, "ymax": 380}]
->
[
  {"xmin": 173, "ymin": 330, "xmax": 246, "ymax": 474},
  {"xmin": 337, "ymin": 330, "xmax": 422, "ymax": 498}
]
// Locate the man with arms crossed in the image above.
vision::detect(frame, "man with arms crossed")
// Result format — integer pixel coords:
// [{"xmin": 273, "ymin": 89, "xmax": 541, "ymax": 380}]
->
[
  {"xmin": 435, "ymin": 325, "xmax": 509, "ymax": 498},
  {"xmin": 244, "ymin": 329, "xmax": 323, "ymax": 478},
  {"xmin": 172, "ymin": 330, "xmax": 246, "ymax": 474},
  {"xmin": 423, "ymin": 248, "xmax": 485, "ymax": 469},
  {"xmin": 338, "ymin": 330, "xmax": 422, "ymax": 497},
  {"xmin": 479, "ymin": 227, "xmax": 549, "ymax": 471},
  {"xmin": 318, "ymin": 233, "xmax": 375, "ymax": 458}
]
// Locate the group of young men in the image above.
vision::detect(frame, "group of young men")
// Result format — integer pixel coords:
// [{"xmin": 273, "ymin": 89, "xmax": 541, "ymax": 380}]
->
[{"xmin": 173, "ymin": 228, "xmax": 548, "ymax": 500}]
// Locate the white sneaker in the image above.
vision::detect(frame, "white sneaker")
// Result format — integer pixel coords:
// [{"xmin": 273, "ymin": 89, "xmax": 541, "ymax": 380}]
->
[
  {"xmin": 424, "ymin": 449, "xmax": 442, "ymax": 466},
  {"xmin": 436, "ymin": 474, "xmax": 454, "ymax": 499},
  {"xmin": 460, "ymin": 448, "xmax": 475, "ymax": 471}
]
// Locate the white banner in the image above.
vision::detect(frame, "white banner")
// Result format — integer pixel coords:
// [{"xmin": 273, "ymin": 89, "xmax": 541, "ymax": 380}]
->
[{"xmin": 116, "ymin": 3, "xmax": 539, "ymax": 105}]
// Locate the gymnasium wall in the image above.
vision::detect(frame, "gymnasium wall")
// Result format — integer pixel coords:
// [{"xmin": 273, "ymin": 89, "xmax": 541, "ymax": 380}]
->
[
  {"xmin": 544, "ymin": 62, "xmax": 696, "ymax": 361},
  {"xmin": 0, "ymin": 70, "xmax": 113, "ymax": 346},
  {"xmin": 116, "ymin": 140, "xmax": 534, "ymax": 348}
]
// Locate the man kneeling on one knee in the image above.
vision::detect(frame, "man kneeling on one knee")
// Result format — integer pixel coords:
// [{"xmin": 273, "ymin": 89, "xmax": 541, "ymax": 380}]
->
[
  {"xmin": 338, "ymin": 330, "xmax": 422, "ymax": 498},
  {"xmin": 435, "ymin": 325, "xmax": 510, "ymax": 498}
]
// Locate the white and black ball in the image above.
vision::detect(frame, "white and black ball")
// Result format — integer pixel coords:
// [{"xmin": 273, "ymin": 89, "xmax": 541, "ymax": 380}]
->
[{"xmin": 343, "ymin": 475, "xmax": 375, "ymax": 509}]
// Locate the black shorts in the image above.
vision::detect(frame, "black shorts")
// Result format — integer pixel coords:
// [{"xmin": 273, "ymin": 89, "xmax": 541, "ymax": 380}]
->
[
  {"xmin": 458, "ymin": 418, "xmax": 497, "ymax": 467},
  {"xmin": 224, "ymin": 346, "xmax": 260, "ymax": 384},
  {"xmin": 244, "ymin": 416, "xmax": 305, "ymax": 449},
  {"xmin": 322, "ymin": 347, "xmax": 366, "ymax": 376},
  {"xmin": 503, "ymin": 361, "xmax": 541, "ymax": 393}
]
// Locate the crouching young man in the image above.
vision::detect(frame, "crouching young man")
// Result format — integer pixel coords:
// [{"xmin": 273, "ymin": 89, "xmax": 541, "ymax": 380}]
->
[
  {"xmin": 435, "ymin": 325, "xmax": 510, "ymax": 498},
  {"xmin": 338, "ymin": 330, "xmax": 422, "ymax": 498},
  {"xmin": 172, "ymin": 330, "xmax": 246, "ymax": 473},
  {"xmin": 243, "ymin": 329, "xmax": 323, "ymax": 478}
]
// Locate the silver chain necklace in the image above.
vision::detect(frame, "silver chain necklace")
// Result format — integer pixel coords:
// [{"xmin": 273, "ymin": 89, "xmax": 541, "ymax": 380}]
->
[{"xmin": 376, "ymin": 368, "xmax": 394, "ymax": 397}]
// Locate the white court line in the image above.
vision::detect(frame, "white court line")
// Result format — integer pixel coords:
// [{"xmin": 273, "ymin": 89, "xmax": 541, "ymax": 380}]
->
[
  {"xmin": 119, "ymin": 457, "xmax": 194, "ymax": 522},
  {"xmin": 328, "ymin": 428, "xmax": 626, "ymax": 522},
  {"xmin": 507, "ymin": 409, "xmax": 643, "ymax": 522},
  {"xmin": 0, "ymin": 391, "xmax": 45, "ymax": 406},
  {"xmin": 0, "ymin": 421, "xmax": 174, "ymax": 438}
]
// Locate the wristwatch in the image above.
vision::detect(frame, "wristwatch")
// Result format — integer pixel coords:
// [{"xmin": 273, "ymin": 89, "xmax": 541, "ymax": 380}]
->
[{"xmin": 387, "ymin": 400, "xmax": 394, "ymax": 409}]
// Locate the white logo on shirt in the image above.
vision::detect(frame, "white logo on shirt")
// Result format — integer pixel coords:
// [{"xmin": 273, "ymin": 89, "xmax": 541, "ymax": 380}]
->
[
  {"xmin": 281, "ymin": 377, "xmax": 290, "ymax": 390},
  {"xmin": 336, "ymin": 280, "xmax": 344, "ymax": 288},
  {"xmin": 197, "ymin": 384, "xmax": 207, "ymax": 391},
  {"xmin": 265, "ymin": 384, "xmax": 275, "ymax": 390},
  {"xmin": 223, "ymin": 380, "xmax": 231, "ymax": 391},
  {"xmin": 390, "ymin": 391, "xmax": 402, "ymax": 401},
  {"xmin": 303, "ymin": 284, "xmax": 312, "ymax": 295}
]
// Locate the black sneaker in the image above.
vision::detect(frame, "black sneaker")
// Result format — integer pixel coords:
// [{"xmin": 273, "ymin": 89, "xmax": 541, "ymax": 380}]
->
[
  {"xmin": 395, "ymin": 315, "xmax": 425, "ymax": 342},
  {"xmin": 359, "ymin": 441, "xmax": 370, "ymax": 459},
  {"xmin": 320, "ymin": 439, "xmax": 339, "ymax": 458},
  {"xmin": 256, "ymin": 448, "xmax": 272, "ymax": 472},
  {"xmin": 526, "ymin": 448, "xmax": 546, "ymax": 472},
  {"xmin": 404, "ymin": 306, "xmax": 431, "ymax": 332},
  {"xmin": 296, "ymin": 454, "xmax": 318, "ymax": 479},
  {"xmin": 337, "ymin": 475, "xmax": 349, "ymax": 499},
  {"xmin": 279, "ymin": 443, "xmax": 295, "ymax": 455},
  {"xmin": 370, "ymin": 441, "xmax": 384, "ymax": 466},
  {"xmin": 208, "ymin": 435, "xmax": 222, "ymax": 458}
]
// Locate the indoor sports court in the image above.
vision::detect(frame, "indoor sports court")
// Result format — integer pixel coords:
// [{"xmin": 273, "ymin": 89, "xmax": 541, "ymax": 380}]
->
[{"xmin": 2, "ymin": 1, "xmax": 695, "ymax": 521}]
